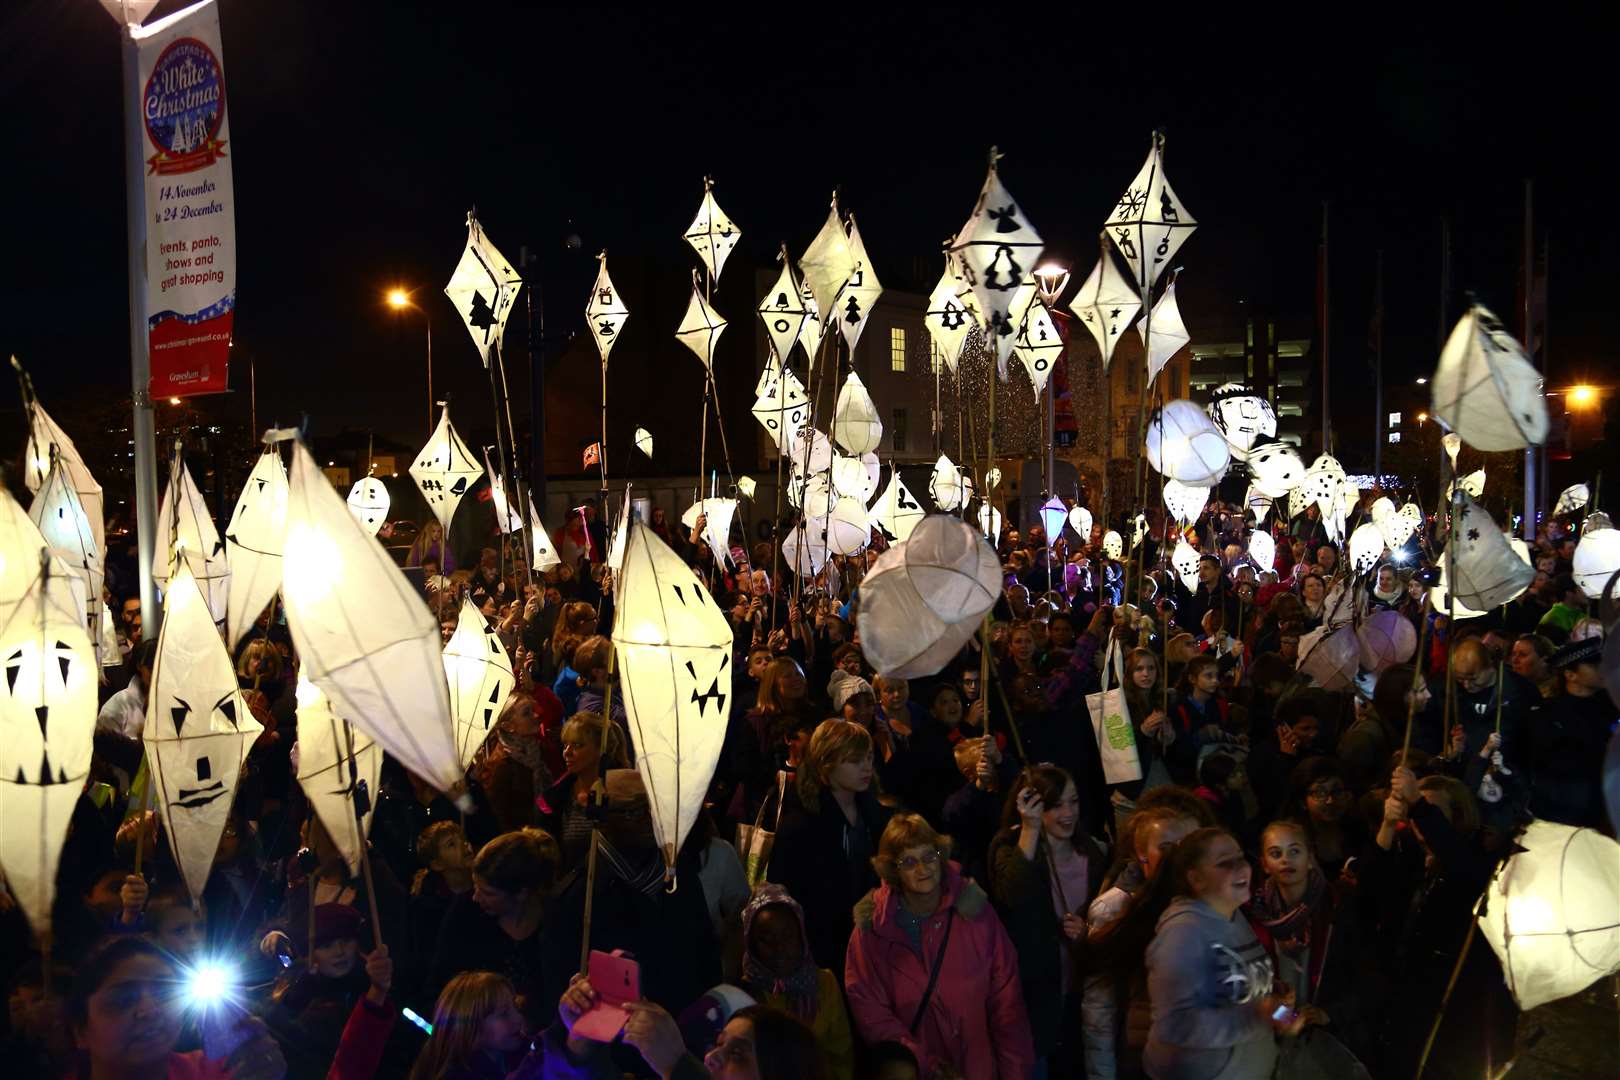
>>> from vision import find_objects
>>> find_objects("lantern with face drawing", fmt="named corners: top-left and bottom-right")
top-left (1208, 383), bottom-right (1277, 462)
top-left (144, 565), bottom-right (263, 905)
top-left (0, 492), bottom-right (95, 937)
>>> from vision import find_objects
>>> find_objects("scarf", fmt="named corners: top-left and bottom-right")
top-left (496, 730), bottom-right (553, 791)
top-left (1249, 866), bottom-right (1328, 955)
top-left (1372, 581), bottom-right (1403, 605)
top-left (738, 885), bottom-right (821, 1023)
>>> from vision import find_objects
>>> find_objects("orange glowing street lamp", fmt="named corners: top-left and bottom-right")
top-left (1567, 384), bottom-right (1597, 408)
top-left (386, 287), bottom-right (410, 311)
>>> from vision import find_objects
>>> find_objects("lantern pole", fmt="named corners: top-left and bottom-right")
top-left (1414, 891), bottom-right (1485, 1079)
top-left (978, 325), bottom-right (997, 738)
top-left (1401, 592), bottom-right (1432, 763)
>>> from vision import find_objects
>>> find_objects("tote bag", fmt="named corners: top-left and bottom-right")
top-left (736, 770), bottom-right (788, 889)
top-left (1086, 636), bottom-right (1144, 784)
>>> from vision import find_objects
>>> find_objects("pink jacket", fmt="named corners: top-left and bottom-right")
top-left (845, 862), bottom-right (1036, 1079)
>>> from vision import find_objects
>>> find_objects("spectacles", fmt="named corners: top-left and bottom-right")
top-left (896, 850), bottom-right (941, 872)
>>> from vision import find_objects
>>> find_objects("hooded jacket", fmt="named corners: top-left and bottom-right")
top-left (1142, 897), bottom-right (1277, 1080)
top-left (844, 862), bottom-right (1035, 1079)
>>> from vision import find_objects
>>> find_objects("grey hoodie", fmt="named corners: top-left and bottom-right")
top-left (1142, 897), bottom-right (1277, 1080)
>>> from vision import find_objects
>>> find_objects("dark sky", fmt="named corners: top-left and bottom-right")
top-left (3, 3), bottom-right (1612, 457)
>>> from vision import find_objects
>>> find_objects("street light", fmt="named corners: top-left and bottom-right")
top-left (1415, 377), bottom-right (1428, 385)
top-left (385, 287), bottom-right (433, 434)
top-left (1568, 384), bottom-right (1597, 408)
top-left (1034, 262), bottom-right (1071, 305)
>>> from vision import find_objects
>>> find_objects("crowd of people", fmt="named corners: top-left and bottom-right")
top-left (1, 482), bottom-right (1613, 1080)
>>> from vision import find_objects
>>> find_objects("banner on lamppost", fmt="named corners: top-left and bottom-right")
top-left (135, 0), bottom-right (235, 398)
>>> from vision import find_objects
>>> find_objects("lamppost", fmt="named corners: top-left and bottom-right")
top-left (1034, 261), bottom-right (1071, 515)
top-left (387, 287), bottom-right (433, 435)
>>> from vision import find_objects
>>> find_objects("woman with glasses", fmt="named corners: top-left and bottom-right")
top-left (988, 765), bottom-right (1106, 1077)
top-left (1281, 758), bottom-right (1366, 880)
top-left (845, 813), bottom-right (1035, 1080)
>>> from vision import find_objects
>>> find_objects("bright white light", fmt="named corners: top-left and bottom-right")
top-left (1415, 377), bottom-right (1428, 385)
top-left (185, 960), bottom-right (235, 1007)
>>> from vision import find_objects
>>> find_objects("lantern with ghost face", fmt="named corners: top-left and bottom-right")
top-left (0, 497), bottom-right (95, 937)
top-left (1208, 383), bottom-right (1277, 462)
top-left (1247, 530), bottom-right (1275, 574)
top-left (1171, 540), bottom-right (1202, 590)
top-left (1145, 400), bottom-right (1230, 486)
top-left (1163, 480), bottom-right (1209, 526)
top-left (1247, 439), bottom-right (1306, 499)
top-left (1102, 531), bottom-right (1124, 561)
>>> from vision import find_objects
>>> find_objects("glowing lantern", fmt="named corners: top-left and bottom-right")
top-left (674, 273), bottom-right (727, 371)
top-left (1163, 480), bottom-right (1209, 526)
top-left (825, 497), bottom-right (872, 556)
top-left (294, 676), bottom-right (381, 878)
top-left (1246, 439), bottom-right (1305, 499)
top-left (1171, 540), bottom-right (1202, 590)
top-left (929, 454), bottom-right (970, 513)
top-left (1431, 303), bottom-right (1548, 452)
top-left (1573, 513), bottom-right (1620, 600)
top-left (1247, 530), bottom-right (1275, 574)
top-left (858, 515), bottom-right (1000, 679)
top-left (346, 476), bottom-right (389, 539)
top-left (1348, 522), bottom-right (1386, 575)
top-left (1554, 484), bottom-right (1590, 517)
top-left (977, 502), bottom-right (1003, 541)
top-left (442, 597), bottom-right (515, 768)
top-left (833, 372), bottom-right (883, 455)
top-left (1102, 531), bottom-right (1124, 560)
top-left (1068, 506), bottom-right (1093, 542)
top-left (1448, 495), bottom-right (1532, 610)
top-left (1039, 498), bottom-right (1068, 542)
top-left (411, 406), bottom-right (484, 532)
top-left (1145, 400), bottom-right (1229, 486)
top-left (1478, 820), bottom-right (1620, 1010)
top-left (1208, 383), bottom-right (1277, 462)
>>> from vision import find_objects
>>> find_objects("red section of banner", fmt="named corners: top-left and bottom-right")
top-left (149, 310), bottom-right (231, 397)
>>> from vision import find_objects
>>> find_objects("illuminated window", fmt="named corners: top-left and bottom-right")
top-left (1388, 432), bottom-right (1401, 444)
top-left (931, 339), bottom-right (945, 373)
top-left (892, 407), bottom-right (908, 452)
top-left (890, 327), bottom-right (907, 372)
top-left (1388, 411), bottom-right (1402, 426)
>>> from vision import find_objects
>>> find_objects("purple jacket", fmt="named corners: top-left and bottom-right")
top-left (845, 862), bottom-right (1036, 1079)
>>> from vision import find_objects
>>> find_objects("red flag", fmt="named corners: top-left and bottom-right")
top-left (582, 442), bottom-right (601, 468)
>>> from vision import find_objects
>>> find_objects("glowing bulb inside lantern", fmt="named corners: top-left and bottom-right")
top-left (283, 524), bottom-right (343, 604)
top-left (1505, 893), bottom-right (1556, 934)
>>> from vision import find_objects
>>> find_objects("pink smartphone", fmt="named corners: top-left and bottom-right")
top-left (572, 949), bottom-right (641, 1042)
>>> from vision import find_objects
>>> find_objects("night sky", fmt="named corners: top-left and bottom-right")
top-left (3, 3), bottom-right (1612, 461)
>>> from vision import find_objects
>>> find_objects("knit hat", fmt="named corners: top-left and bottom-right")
top-left (1550, 637), bottom-right (1602, 669)
top-left (291, 902), bottom-right (366, 956)
top-left (828, 669), bottom-right (873, 713)
top-left (677, 984), bottom-right (757, 1056)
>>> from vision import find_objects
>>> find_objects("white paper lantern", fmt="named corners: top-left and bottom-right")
top-left (1247, 530), bottom-right (1275, 574)
top-left (984, 467), bottom-right (1002, 490)
top-left (833, 372), bottom-right (884, 455)
top-left (584, 255), bottom-right (630, 364)
top-left (529, 503), bottom-right (561, 572)
top-left (831, 454), bottom-right (875, 500)
top-left (443, 596), bottom-right (516, 768)
top-left (674, 277), bottom-right (727, 371)
top-left (1247, 439), bottom-right (1306, 499)
top-left (977, 502), bottom-right (1003, 542)
top-left (1478, 820), bottom-right (1620, 1010)
top-left (1442, 431), bottom-right (1462, 466)
top-left (873, 468), bottom-right (925, 544)
top-left (1303, 455), bottom-right (1346, 510)
top-left (1102, 530), bottom-right (1124, 560)
top-left (1554, 484), bottom-right (1590, 517)
top-left (1348, 522), bottom-right (1386, 575)
top-left (826, 497), bottom-right (872, 556)
top-left (1208, 383), bottom-right (1277, 462)
top-left (1380, 502), bottom-right (1423, 550)
top-left (153, 454), bottom-right (230, 626)
top-left (294, 676), bottom-right (382, 879)
top-left (737, 476), bottom-right (757, 500)
top-left (28, 457), bottom-right (103, 636)
top-left (1287, 488), bottom-right (1308, 521)
top-left (902, 514), bottom-right (1001, 625)
top-left (1131, 514), bottom-right (1148, 549)
top-left (411, 406), bottom-right (484, 532)
top-left (683, 182), bottom-right (740, 284)
top-left (633, 427), bottom-right (654, 458)
top-left (1357, 609), bottom-right (1417, 675)
top-left (780, 521), bottom-right (829, 578)
top-left (612, 520), bottom-right (734, 866)
top-left (930, 454), bottom-right (970, 512)
top-left (679, 497), bottom-right (737, 569)
top-left (1573, 513), bottom-right (1620, 600)
top-left (1431, 303), bottom-right (1549, 453)
top-left (1428, 561), bottom-right (1488, 621)
top-left (1145, 400), bottom-right (1230, 486)
top-left (789, 428), bottom-right (834, 478)
top-left (346, 476), bottom-right (390, 538)
top-left (1245, 484), bottom-right (1273, 521)
top-left (952, 164), bottom-right (1044, 372)
top-left (791, 474), bottom-right (834, 520)
top-left (857, 515), bottom-right (1001, 678)
top-left (1449, 495), bottom-right (1533, 610)
top-left (1297, 624), bottom-right (1359, 691)
top-left (1039, 498), bottom-right (1067, 541)
top-left (1068, 506), bottom-right (1093, 542)
top-left (1171, 540), bottom-right (1202, 590)
top-left (1446, 469), bottom-right (1486, 502)
top-left (752, 355), bottom-right (809, 455)
top-left (1163, 479), bottom-right (1209, 526)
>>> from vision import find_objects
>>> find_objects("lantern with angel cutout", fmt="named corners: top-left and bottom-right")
top-left (952, 158), bottom-right (1044, 371)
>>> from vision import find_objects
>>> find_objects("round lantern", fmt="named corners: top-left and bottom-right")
top-left (1478, 820), bottom-right (1620, 1011)
top-left (790, 473), bottom-right (835, 519)
top-left (831, 454), bottom-right (877, 501)
top-left (1348, 522), bottom-right (1386, 575)
top-left (1303, 454), bottom-right (1346, 513)
top-left (1247, 529), bottom-right (1275, 574)
top-left (1247, 439), bottom-right (1305, 499)
top-left (1357, 609), bottom-right (1417, 674)
top-left (789, 428), bottom-right (833, 476)
top-left (857, 516), bottom-right (1000, 678)
top-left (1145, 400), bottom-right (1230, 486)
top-left (1207, 382), bottom-right (1277, 462)
top-left (1573, 513), bottom-right (1620, 600)
top-left (1370, 496), bottom-right (1396, 524)
top-left (1298, 624), bottom-right (1359, 691)
top-left (929, 455), bottom-right (970, 512)
top-left (1102, 530), bottom-right (1124, 560)
top-left (346, 476), bottom-right (391, 537)
top-left (780, 521), bottom-right (829, 577)
top-left (825, 497), bottom-right (871, 556)
top-left (1163, 480), bottom-right (1209, 526)
top-left (1068, 506), bottom-right (1093, 542)
top-left (905, 514), bottom-right (1001, 624)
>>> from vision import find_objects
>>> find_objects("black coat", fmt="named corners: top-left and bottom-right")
top-left (766, 785), bottom-right (891, 970)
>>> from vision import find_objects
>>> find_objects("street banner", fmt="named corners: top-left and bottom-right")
top-left (134, 0), bottom-right (235, 397)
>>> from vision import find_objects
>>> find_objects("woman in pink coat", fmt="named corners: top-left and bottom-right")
top-left (845, 813), bottom-right (1036, 1080)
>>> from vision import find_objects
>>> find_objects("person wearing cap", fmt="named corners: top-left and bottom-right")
top-left (1526, 637), bottom-right (1616, 829)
